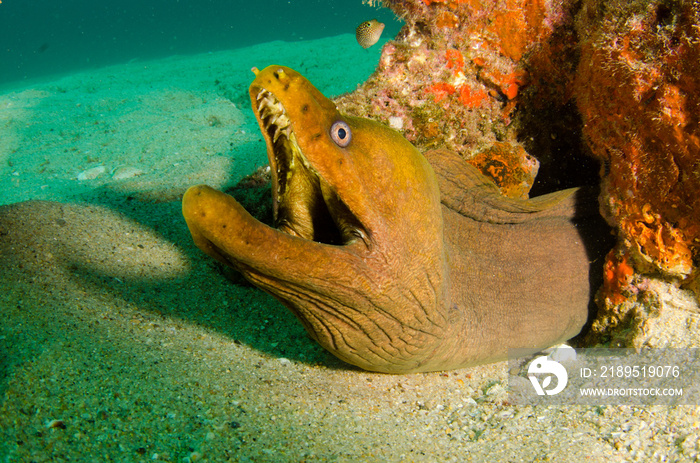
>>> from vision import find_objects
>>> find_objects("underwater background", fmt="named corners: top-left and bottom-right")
top-left (1, 0), bottom-right (699, 461)
top-left (0, 1), bottom-right (400, 207)
top-left (0, 0), bottom-right (401, 87)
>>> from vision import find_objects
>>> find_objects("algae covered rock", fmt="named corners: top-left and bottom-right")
top-left (346, 0), bottom-right (597, 196)
top-left (573, 0), bottom-right (700, 346)
top-left (575, 0), bottom-right (700, 280)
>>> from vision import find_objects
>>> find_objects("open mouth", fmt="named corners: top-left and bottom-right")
top-left (253, 87), bottom-right (305, 201)
top-left (252, 86), bottom-right (365, 247)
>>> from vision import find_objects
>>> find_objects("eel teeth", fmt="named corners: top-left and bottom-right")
top-left (275, 114), bottom-right (290, 128)
top-left (273, 124), bottom-right (292, 143)
top-left (258, 98), bottom-right (274, 113)
top-left (254, 88), bottom-right (293, 143)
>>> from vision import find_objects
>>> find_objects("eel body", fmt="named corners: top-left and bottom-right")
top-left (182, 66), bottom-right (609, 373)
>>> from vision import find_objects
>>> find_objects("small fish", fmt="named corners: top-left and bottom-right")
top-left (356, 19), bottom-right (385, 49)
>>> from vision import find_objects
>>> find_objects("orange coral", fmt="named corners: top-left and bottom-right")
top-left (575, 0), bottom-right (700, 278)
top-left (458, 85), bottom-right (488, 108)
top-left (445, 49), bottom-right (464, 74)
top-left (500, 70), bottom-right (528, 100)
top-left (622, 207), bottom-right (694, 276)
top-left (436, 10), bottom-right (459, 28)
top-left (466, 142), bottom-right (539, 198)
top-left (486, 0), bottom-right (549, 61)
top-left (601, 251), bottom-right (635, 305)
top-left (479, 68), bottom-right (528, 100)
top-left (426, 82), bottom-right (456, 102)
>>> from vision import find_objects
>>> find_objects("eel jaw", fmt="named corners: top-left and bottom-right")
top-left (252, 86), bottom-right (368, 247)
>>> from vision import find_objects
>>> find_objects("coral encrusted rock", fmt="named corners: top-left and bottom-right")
top-left (576, 0), bottom-right (700, 279)
top-left (574, 0), bottom-right (700, 346)
top-left (344, 0), bottom-right (600, 197)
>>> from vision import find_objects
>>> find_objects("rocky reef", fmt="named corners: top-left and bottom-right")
top-left (574, 0), bottom-right (700, 347)
top-left (345, 0), bottom-right (700, 347)
top-left (342, 0), bottom-right (600, 197)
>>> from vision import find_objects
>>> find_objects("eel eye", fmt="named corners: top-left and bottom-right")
top-left (330, 121), bottom-right (352, 147)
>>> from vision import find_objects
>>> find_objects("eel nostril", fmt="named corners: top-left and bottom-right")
top-left (274, 68), bottom-right (287, 80)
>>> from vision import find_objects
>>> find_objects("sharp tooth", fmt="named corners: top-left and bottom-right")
top-left (258, 96), bottom-right (273, 109)
top-left (273, 126), bottom-right (282, 142)
top-left (276, 114), bottom-right (289, 128)
top-left (257, 89), bottom-right (265, 100)
top-left (257, 99), bottom-right (266, 112)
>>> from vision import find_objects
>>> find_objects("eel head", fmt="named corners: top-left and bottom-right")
top-left (182, 66), bottom-right (453, 373)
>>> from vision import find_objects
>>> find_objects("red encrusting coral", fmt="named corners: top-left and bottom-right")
top-left (426, 82), bottom-right (456, 103)
top-left (487, 69), bottom-right (528, 101)
top-left (457, 85), bottom-right (488, 109)
top-left (466, 142), bottom-right (539, 199)
top-left (574, 0), bottom-right (700, 281)
top-left (444, 49), bottom-right (464, 75)
top-left (601, 250), bottom-right (635, 306)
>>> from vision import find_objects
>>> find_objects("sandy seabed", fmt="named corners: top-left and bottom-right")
top-left (1, 34), bottom-right (699, 462)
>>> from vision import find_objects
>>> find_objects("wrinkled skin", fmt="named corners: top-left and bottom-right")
top-left (183, 66), bottom-right (609, 373)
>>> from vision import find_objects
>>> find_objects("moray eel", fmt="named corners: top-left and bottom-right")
top-left (182, 65), bottom-right (609, 374)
